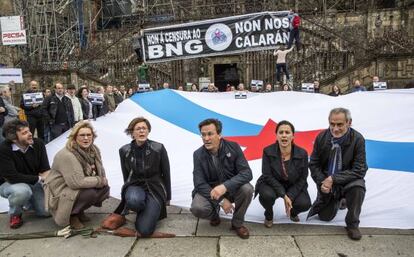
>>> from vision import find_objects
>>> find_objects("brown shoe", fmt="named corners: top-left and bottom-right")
top-left (231, 225), bottom-right (249, 239)
top-left (101, 213), bottom-right (126, 230)
top-left (70, 215), bottom-right (85, 230)
top-left (264, 219), bottom-right (273, 228)
top-left (209, 217), bottom-right (221, 227)
top-left (346, 227), bottom-right (362, 240)
top-left (78, 212), bottom-right (91, 222)
top-left (113, 227), bottom-right (138, 237)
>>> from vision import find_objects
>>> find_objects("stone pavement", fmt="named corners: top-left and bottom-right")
top-left (1, 197), bottom-right (413, 257)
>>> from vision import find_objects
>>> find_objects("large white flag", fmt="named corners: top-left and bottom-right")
top-left (3, 89), bottom-right (412, 229)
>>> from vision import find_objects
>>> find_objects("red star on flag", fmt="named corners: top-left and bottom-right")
top-left (224, 119), bottom-right (323, 161)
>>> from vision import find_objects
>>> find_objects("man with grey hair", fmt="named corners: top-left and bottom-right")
top-left (1, 86), bottom-right (19, 135)
top-left (308, 107), bottom-right (367, 240)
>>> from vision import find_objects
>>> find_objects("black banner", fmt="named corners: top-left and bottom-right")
top-left (141, 11), bottom-right (291, 63)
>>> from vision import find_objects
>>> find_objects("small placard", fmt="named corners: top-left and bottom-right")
top-left (23, 92), bottom-right (43, 106)
top-left (88, 93), bottom-right (104, 105)
top-left (138, 83), bottom-right (150, 92)
top-left (0, 68), bottom-right (23, 83)
top-left (198, 77), bottom-right (210, 91)
top-left (373, 82), bottom-right (387, 91)
top-left (235, 91), bottom-right (247, 99)
top-left (301, 83), bottom-right (314, 93)
top-left (250, 80), bottom-right (263, 90)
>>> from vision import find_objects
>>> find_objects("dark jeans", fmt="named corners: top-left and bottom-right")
top-left (258, 183), bottom-right (311, 220)
top-left (318, 186), bottom-right (365, 228)
top-left (71, 186), bottom-right (110, 215)
top-left (287, 28), bottom-right (301, 49)
top-left (124, 186), bottom-right (161, 237)
top-left (276, 63), bottom-right (289, 82)
top-left (51, 123), bottom-right (70, 140)
top-left (43, 124), bottom-right (51, 144)
top-left (27, 115), bottom-right (44, 141)
top-left (190, 183), bottom-right (254, 228)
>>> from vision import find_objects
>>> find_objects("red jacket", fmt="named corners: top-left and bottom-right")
top-left (293, 15), bottom-right (301, 28)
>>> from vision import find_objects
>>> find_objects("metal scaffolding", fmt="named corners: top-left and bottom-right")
top-left (10, 0), bottom-right (414, 88)
top-left (12, 0), bottom-right (83, 71)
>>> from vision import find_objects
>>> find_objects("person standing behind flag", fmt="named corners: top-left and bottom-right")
top-left (20, 81), bottom-right (45, 141)
top-left (43, 82), bottom-right (74, 140)
top-left (0, 90), bottom-right (9, 143)
top-left (287, 10), bottom-right (301, 50)
top-left (66, 84), bottom-right (83, 124)
top-left (274, 46), bottom-right (294, 85)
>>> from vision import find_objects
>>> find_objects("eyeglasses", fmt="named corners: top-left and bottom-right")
top-left (77, 133), bottom-right (93, 138)
top-left (134, 127), bottom-right (148, 132)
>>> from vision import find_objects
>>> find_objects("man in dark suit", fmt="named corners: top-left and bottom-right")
top-left (309, 107), bottom-right (367, 240)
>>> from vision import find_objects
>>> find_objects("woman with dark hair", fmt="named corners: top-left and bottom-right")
top-left (44, 121), bottom-right (109, 229)
top-left (126, 87), bottom-right (135, 98)
top-left (191, 83), bottom-right (198, 92)
top-left (255, 120), bottom-right (311, 227)
top-left (282, 84), bottom-right (291, 91)
top-left (329, 85), bottom-right (342, 97)
top-left (77, 87), bottom-right (95, 120)
top-left (102, 117), bottom-right (171, 237)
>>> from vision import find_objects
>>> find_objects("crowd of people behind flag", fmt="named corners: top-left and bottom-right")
top-left (0, 8), bottom-right (407, 240)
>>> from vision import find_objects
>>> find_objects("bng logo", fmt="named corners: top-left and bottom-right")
top-left (205, 23), bottom-right (232, 51)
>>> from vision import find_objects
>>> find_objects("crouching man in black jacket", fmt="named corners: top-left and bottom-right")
top-left (0, 120), bottom-right (50, 229)
top-left (190, 118), bottom-right (253, 239)
top-left (308, 107), bottom-right (367, 240)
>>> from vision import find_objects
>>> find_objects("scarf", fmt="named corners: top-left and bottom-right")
top-left (328, 128), bottom-right (351, 176)
top-left (69, 143), bottom-right (103, 177)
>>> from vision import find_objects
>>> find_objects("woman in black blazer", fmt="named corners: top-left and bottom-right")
top-left (255, 120), bottom-right (311, 227)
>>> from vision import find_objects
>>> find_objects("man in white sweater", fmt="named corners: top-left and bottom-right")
top-left (273, 46), bottom-right (294, 84)
top-left (66, 84), bottom-right (83, 124)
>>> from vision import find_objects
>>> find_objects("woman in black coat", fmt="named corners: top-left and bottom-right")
top-left (255, 120), bottom-right (311, 227)
top-left (77, 87), bottom-right (95, 120)
top-left (110, 117), bottom-right (171, 237)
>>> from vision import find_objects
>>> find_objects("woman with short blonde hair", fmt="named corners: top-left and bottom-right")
top-left (44, 121), bottom-right (109, 229)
